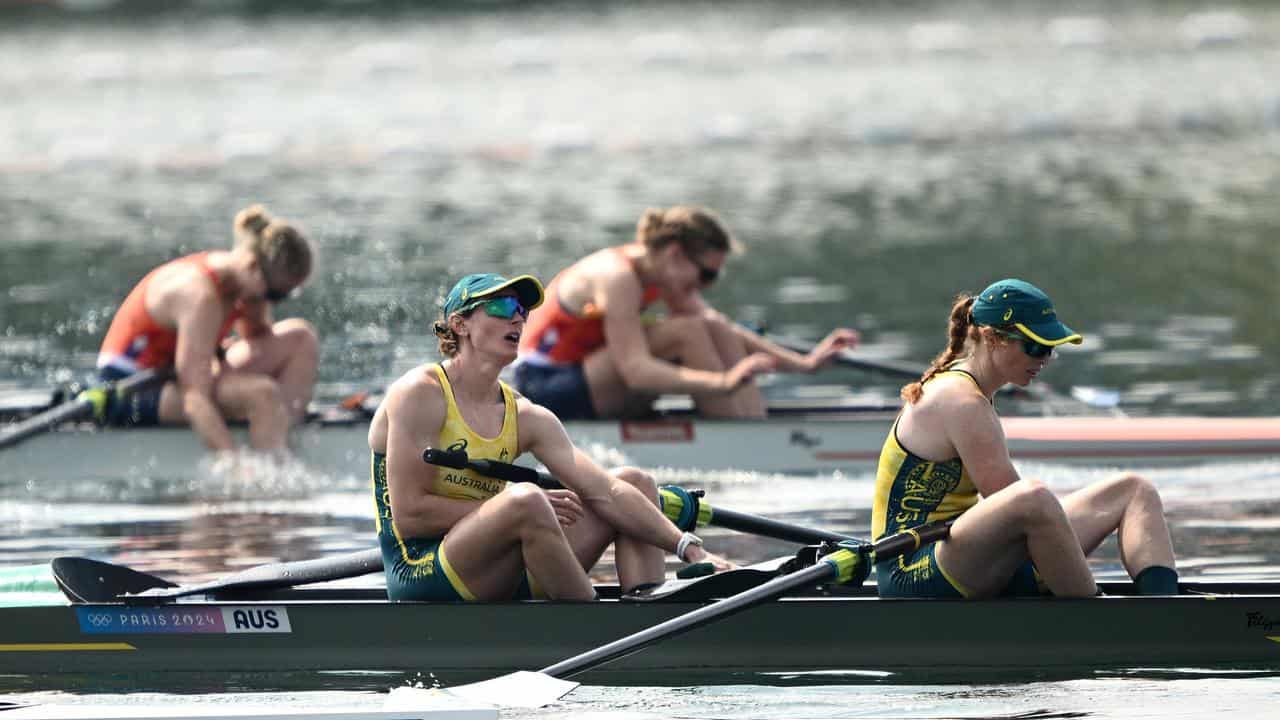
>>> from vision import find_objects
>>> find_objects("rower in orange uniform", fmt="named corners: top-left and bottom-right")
top-left (94, 204), bottom-right (318, 455)
top-left (515, 205), bottom-right (859, 420)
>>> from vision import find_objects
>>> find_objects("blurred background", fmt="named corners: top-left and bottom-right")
top-left (2, 0), bottom-right (1278, 415)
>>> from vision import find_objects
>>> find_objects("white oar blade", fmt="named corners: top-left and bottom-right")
top-left (442, 670), bottom-right (579, 709)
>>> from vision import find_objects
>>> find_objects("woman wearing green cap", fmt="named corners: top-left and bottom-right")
top-left (871, 279), bottom-right (1178, 599)
top-left (514, 205), bottom-right (860, 420)
top-left (367, 272), bottom-right (733, 601)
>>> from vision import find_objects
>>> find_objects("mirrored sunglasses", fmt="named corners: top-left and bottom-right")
top-left (994, 329), bottom-right (1054, 358)
top-left (464, 295), bottom-right (528, 320)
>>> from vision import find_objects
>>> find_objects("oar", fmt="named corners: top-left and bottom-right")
top-left (446, 518), bottom-right (954, 707)
top-left (51, 548), bottom-right (383, 604)
top-left (0, 368), bottom-right (171, 450)
top-left (422, 447), bottom-right (857, 545)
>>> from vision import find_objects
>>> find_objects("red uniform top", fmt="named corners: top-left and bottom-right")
top-left (97, 252), bottom-right (242, 373)
top-left (518, 248), bottom-right (661, 365)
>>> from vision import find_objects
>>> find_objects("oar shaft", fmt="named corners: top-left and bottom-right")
top-left (539, 519), bottom-right (952, 679)
top-left (0, 397), bottom-right (94, 449)
top-left (0, 368), bottom-right (170, 450)
top-left (701, 505), bottom-right (856, 544)
top-left (539, 558), bottom-right (836, 679)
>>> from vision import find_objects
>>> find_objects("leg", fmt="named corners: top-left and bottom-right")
top-left (1060, 472), bottom-right (1176, 578)
top-left (700, 310), bottom-right (767, 417)
top-left (212, 372), bottom-right (290, 451)
top-left (221, 318), bottom-right (319, 422)
top-left (441, 484), bottom-right (595, 601)
top-left (645, 315), bottom-right (760, 418)
top-left (155, 373), bottom-right (290, 452)
top-left (935, 479), bottom-right (1097, 598)
top-left (559, 467), bottom-right (667, 592)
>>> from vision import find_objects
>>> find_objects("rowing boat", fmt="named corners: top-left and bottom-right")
top-left (3, 564), bottom-right (1279, 684)
top-left (4, 388), bottom-right (1280, 480)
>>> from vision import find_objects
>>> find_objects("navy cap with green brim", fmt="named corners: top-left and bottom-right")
top-left (971, 278), bottom-right (1083, 347)
top-left (443, 273), bottom-right (545, 317)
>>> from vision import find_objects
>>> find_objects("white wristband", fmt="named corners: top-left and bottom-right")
top-left (676, 532), bottom-right (703, 562)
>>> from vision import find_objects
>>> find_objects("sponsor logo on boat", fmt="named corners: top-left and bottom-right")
top-left (789, 430), bottom-right (821, 448)
top-left (76, 606), bottom-right (293, 635)
top-left (620, 420), bottom-right (695, 443)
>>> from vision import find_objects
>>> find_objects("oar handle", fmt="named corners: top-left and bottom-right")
top-left (870, 519), bottom-right (953, 562)
top-left (421, 447), bottom-right (561, 489)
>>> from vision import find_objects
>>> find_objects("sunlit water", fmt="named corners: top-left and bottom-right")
top-left (3, 0), bottom-right (1280, 717)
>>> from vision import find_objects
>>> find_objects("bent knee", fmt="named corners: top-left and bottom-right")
top-left (499, 484), bottom-right (558, 525)
top-left (611, 466), bottom-right (658, 501)
top-left (1006, 478), bottom-right (1060, 522)
top-left (1111, 472), bottom-right (1163, 507)
top-left (274, 318), bottom-right (319, 353)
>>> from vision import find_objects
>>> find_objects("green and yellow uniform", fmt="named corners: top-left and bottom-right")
top-left (872, 369), bottom-right (1041, 598)
top-left (372, 364), bottom-right (529, 601)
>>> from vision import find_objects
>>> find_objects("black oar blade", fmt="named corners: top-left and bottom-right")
top-left (51, 557), bottom-right (177, 604)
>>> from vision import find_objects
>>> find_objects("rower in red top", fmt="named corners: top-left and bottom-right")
top-left (94, 204), bottom-right (318, 456)
top-left (515, 205), bottom-right (860, 420)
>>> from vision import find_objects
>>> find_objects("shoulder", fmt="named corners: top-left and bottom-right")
top-left (514, 394), bottom-right (558, 428)
top-left (151, 256), bottom-right (220, 306)
top-left (384, 365), bottom-right (446, 417)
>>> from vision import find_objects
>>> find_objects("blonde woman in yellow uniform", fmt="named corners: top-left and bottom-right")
top-left (872, 279), bottom-right (1178, 599)
top-left (368, 272), bottom-right (732, 601)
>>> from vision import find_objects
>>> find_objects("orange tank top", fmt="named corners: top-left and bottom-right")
top-left (97, 252), bottom-right (243, 373)
top-left (518, 247), bottom-right (661, 365)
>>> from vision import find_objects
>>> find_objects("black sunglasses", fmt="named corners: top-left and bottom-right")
top-left (994, 329), bottom-right (1054, 358)
top-left (684, 249), bottom-right (720, 286)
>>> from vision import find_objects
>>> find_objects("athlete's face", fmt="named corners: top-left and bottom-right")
top-left (454, 290), bottom-right (525, 362)
top-left (987, 327), bottom-right (1054, 387)
top-left (665, 245), bottom-right (726, 295)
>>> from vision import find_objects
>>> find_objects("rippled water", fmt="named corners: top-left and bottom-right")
top-left (3, 1), bottom-right (1280, 717)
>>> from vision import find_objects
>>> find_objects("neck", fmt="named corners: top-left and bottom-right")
top-left (442, 354), bottom-right (505, 405)
top-left (952, 348), bottom-right (1005, 401)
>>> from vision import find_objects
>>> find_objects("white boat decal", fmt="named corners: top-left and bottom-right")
top-left (76, 606), bottom-right (292, 635)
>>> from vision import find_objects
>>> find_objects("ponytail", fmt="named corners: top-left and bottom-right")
top-left (233, 204), bottom-right (313, 286)
top-left (901, 294), bottom-right (977, 404)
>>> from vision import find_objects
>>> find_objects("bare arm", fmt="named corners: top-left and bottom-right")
top-left (232, 298), bottom-right (274, 339)
top-left (170, 289), bottom-right (236, 452)
top-left (737, 324), bottom-right (861, 373)
top-left (382, 374), bottom-right (484, 539)
top-left (520, 401), bottom-right (684, 553)
top-left (943, 392), bottom-right (1023, 497)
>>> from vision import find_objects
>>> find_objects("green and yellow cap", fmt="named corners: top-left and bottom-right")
top-left (443, 273), bottom-right (545, 317)
top-left (971, 279), bottom-right (1083, 346)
